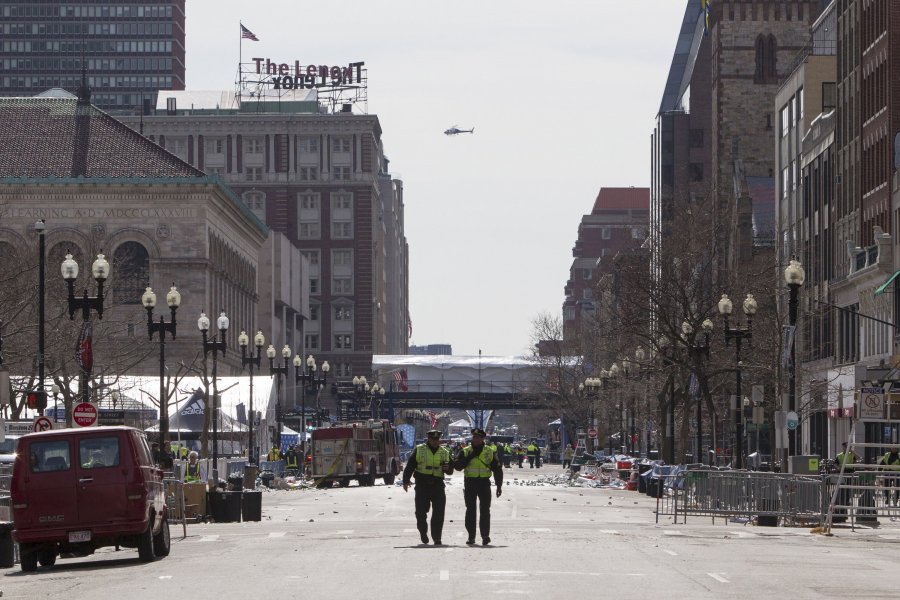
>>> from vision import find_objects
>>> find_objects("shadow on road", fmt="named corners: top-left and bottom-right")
top-left (4, 555), bottom-right (146, 577)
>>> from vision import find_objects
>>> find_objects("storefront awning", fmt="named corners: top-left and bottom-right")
top-left (874, 270), bottom-right (900, 296)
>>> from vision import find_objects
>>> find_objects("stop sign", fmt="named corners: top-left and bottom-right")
top-left (73, 402), bottom-right (98, 427)
top-left (588, 427), bottom-right (598, 439)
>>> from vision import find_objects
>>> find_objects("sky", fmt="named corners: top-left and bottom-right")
top-left (185, 0), bottom-right (688, 357)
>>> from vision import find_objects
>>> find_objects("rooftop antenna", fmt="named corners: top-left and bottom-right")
top-left (75, 16), bottom-right (90, 105)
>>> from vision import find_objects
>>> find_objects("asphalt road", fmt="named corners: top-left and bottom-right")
top-left (3, 465), bottom-right (900, 599)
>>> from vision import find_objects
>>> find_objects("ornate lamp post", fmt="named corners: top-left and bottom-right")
top-left (609, 362), bottom-right (621, 455)
top-left (294, 354), bottom-right (329, 449)
top-left (582, 376), bottom-right (604, 453)
top-left (62, 250), bottom-right (110, 406)
top-left (267, 344), bottom-right (292, 450)
top-left (682, 317), bottom-right (713, 463)
top-left (142, 285), bottom-right (181, 443)
top-left (718, 293), bottom-right (757, 469)
top-left (238, 330), bottom-right (265, 464)
top-left (199, 310), bottom-right (229, 469)
top-left (783, 258), bottom-right (805, 458)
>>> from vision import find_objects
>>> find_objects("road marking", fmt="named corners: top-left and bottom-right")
top-left (729, 530), bottom-right (757, 538)
top-left (599, 529), bottom-right (619, 535)
top-left (440, 570), bottom-right (449, 581)
top-left (268, 532), bottom-right (286, 538)
top-left (533, 528), bottom-right (551, 533)
top-left (663, 550), bottom-right (678, 556)
top-left (511, 504), bottom-right (518, 519)
top-left (476, 571), bottom-right (526, 576)
top-left (199, 535), bottom-right (219, 542)
top-left (707, 573), bottom-right (729, 583)
top-left (158, 575), bottom-right (172, 580)
top-left (336, 529), bottom-right (354, 535)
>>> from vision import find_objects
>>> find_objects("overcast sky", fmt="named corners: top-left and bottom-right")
top-left (185, 1), bottom-right (687, 357)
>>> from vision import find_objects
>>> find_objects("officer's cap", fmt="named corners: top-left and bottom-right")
top-left (472, 428), bottom-right (486, 437)
top-left (426, 430), bottom-right (441, 439)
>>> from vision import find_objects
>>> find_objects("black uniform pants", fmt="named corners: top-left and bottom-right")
top-left (464, 478), bottom-right (492, 540)
top-left (415, 482), bottom-right (446, 542)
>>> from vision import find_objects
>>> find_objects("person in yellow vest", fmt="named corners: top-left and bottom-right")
top-left (402, 430), bottom-right (453, 545)
top-left (284, 445), bottom-right (300, 473)
top-left (184, 451), bottom-right (204, 483)
top-left (516, 445), bottom-right (525, 468)
top-left (503, 443), bottom-right (512, 468)
top-left (526, 441), bottom-right (538, 468)
top-left (835, 442), bottom-right (856, 470)
top-left (563, 444), bottom-right (575, 469)
top-left (454, 428), bottom-right (503, 546)
top-left (880, 447), bottom-right (900, 506)
top-left (179, 445), bottom-right (188, 460)
top-left (267, 446), bottom-right (280, 462)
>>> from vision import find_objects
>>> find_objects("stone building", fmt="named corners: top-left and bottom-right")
top-left (0, 90), bottom-right (295, 386)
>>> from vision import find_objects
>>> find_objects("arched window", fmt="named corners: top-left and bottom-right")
top-left (113, 241), bottom-right (149, 304)
top-left (755, 35), bottom-right (766, 82)
top-left (766, 34), bottom-right (778, 81)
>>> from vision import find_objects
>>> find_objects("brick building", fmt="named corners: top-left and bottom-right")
top-left (119, 91), bottom-right (410, 387)
top-left (0, 0), bottom-right (186, 112)
top-left (563, 187), bottom-right (649, 341)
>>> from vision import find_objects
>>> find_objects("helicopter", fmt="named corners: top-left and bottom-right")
top-left (444, 125), bottom-right (474, 136)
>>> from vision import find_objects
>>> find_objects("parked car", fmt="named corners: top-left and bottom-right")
top-left (11, 426), bottom-right (170, 571)
top-left (0, 435), bottom-right (22, 467)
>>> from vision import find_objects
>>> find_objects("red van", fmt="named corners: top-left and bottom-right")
top-left (10, 426), bottom-right (170, 571)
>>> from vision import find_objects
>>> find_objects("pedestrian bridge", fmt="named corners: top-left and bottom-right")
top-left (364, 355), bottom-right (550, 410)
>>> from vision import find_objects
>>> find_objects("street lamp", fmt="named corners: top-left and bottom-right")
top-left (199, 310), bottom-right (229, 471)
top-left (583, 376), bottom-right (603, 453)
top-left (294, 354), bottom-right (329, 451)
top-left (35, 220), bottom-right (46, 397)
top-left (267, 343), bottom-right (292, 450)
top-left (142, 284), bottom-right (180, 444)
top-left (608, 362), bottom-right (621, 455)
top-left (718, 293), bottom-right (757, 469)
top-left (682, 317), bottom-right (713, 463)
top-left (353, 376), bottom-right (385, 419)
top-left (238, 330), bottom-right (265, 464)
top-left (784, 258), bottom-right (805, 460)
top-left (62, 250), bottom-right (110, 406)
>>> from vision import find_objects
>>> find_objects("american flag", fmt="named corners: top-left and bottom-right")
top-left (392, 369), bottom-right (408, 392)
top-left (426, 410), bottom-right (437, 429)
top-left (240, 24), bottom-right (259, 41)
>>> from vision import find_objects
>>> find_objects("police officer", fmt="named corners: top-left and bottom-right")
top-left (402, 430), bottom-right (453, 545)
top-left (454, 428), bottom-right (503, 546)
top-left (881, 447), bottom-right (900, 506)
top-left (527, 440), bottom-right (538, 468)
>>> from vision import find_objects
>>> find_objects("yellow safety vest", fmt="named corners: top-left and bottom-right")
top-left (882, 453), bottom-right (900, 466)
top-left (527, 444), bottom-right (537, 453)
top-left (463, 445), bottom-right (495, 478)
top-left (415, 444), bottom-right (450, 479)
top-left (836, 451), bottom-right (855, 466)
top-left (286, 453), bottom-right (299, 468)
top-left (185, 462), bottom-right (202, 482)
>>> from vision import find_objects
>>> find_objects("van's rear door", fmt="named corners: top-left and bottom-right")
top-left (16, 437), bottom-right (78, 530)
top-left (76, 433), bottom-right (129, 525)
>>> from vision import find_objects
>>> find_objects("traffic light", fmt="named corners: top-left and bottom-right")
top-left (26, 390), bottom-right (48, 411)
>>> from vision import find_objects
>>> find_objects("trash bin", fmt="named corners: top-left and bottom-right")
top-left (647, 477), bottom-right (663, 498)
top-left (227, 474), bottom-right (243, 492)
top-left (208, 490), bottom-right (243, 523)
top-left (243, 464), bottom-right (259, 490)
top-left (0, 522), bottom-right (14, 568)
top-left (260, 471), bottom-right (275, 488)
top-left (242, 490), bottom-right (262, 522)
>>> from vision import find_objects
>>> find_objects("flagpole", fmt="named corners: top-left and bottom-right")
top-left (238, 22), bottom-right (242, 90)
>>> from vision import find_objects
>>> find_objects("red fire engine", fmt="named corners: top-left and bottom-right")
top-left (310, 419), bottom-right (401, 487)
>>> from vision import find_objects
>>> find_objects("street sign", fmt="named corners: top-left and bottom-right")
top-left (786, 411), bottom-right (799, 430)
top-left (32, 416), bottom-right (53, 433)
top-left (73, 402), bottom-right (98, 427)
top-left (859, 387), bottom-right (885, 420)
top-left (587, 427), bottom-right (598, 439)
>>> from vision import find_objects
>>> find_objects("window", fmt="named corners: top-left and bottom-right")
top-left (755, 34), bottom-right (778, 83)
top-left (781, 166), bottom-right (790, 199)
top-left (332, 249), bottom-right (352, 268)
top-left (564, 307), bottom-right (575, 320)
top-left (245, 167), bottom-right (263, 181)
top-left (29, 440), bottom-right (70, 472)
top-left (689, 162), bottom-right (704, 182)
top-left (301, 250), bottom-right (320, 271)
top-left (780, 103), bottom-right (791, 137)
top-left (331, 195), bottom-right (354, 240)
top-left (582, 268), bottom-right (592, 280)
top-left (333, 277), bottom-right (353, 294)
top-left (333, 193), bottom-right (353, 210)
top-left (333, 166), bottom-right (351, 181)
top-left (245, 138), bottom-right (262, 153)
top-left (601, 227), bottom-right (611, 240)
top-left (298, 137), bottom-right (318, 153)
top-left (334, 334), bottom-right (352, 349)
top-left (298, 193), bottom-right (321, 240)
top-left (689, 129), bottom-right (704, 149)
top-left (299, 223), bottom-right (320, 239)
top-left (332, 222), bottom-right (352, 238)
top-left (309, 305), bottom-right (319, 321)
top-left (822, 82), bottom-right (837, 112)
top-left (796, 87), bottom-right (804, 124)
top-left (113, 241), bottom-right (149, 304)
top-left (305, 334), bottom-right (319, 351)
top-left (334, 306), bottom-right (353, 321)
top-left (244, 191), bottom-right (265, 221)
top-left (299, 166), bottom-right (319, 181)
top-left (791, 161), bottom-right (797, 191)
top-left (309, 278), bottom-right (319, 294)
top-left (300, 194), bottom-right (319, 210)
top-left (332, 137), bottom-right (351, 153)
top-left (79, 437), bottom-right (120, 469)
top-left (632, 227), bottom-right (644, 240)
top-left (208, 138), bottom-right (224, 154)
top-left (583, 288), bottom-right (592, 300)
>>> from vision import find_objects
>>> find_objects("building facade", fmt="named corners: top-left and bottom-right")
top-left (119, 91), bottom-right (410, 385)
top-left (563, 187), bottom-right (649, 341)
top-left (0, 0), bottom-right (186, 112)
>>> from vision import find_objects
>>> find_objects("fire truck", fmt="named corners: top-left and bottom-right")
top-left (310, 419), bottom-right (401, 487)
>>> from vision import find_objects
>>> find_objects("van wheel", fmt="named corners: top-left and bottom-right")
top-left (152, 515), bottom-right (171, 557)
top-left (137, 519), bottom-right (156, 562)
top-left (37, 548), bottom-right (57, 567)
top-left (19, 545), bottom-right (37, 573)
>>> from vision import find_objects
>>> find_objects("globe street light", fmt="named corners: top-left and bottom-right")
top-left (238, 330), bottom-right (265, 464)
top-left (267, 343), bottom-right (293, 450)
top-left (294, 354), bottom-right (330, 452)
top-left (199, 310), bottom-right (228, 471)
top-left (718, 293), bottom-right (757, 469)
top-left (142, 284), bottom-right (181, 443)
top-left (783, 258), bottom-right (805, 460)
top-left (62, 250), bottom-right (110, 408)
